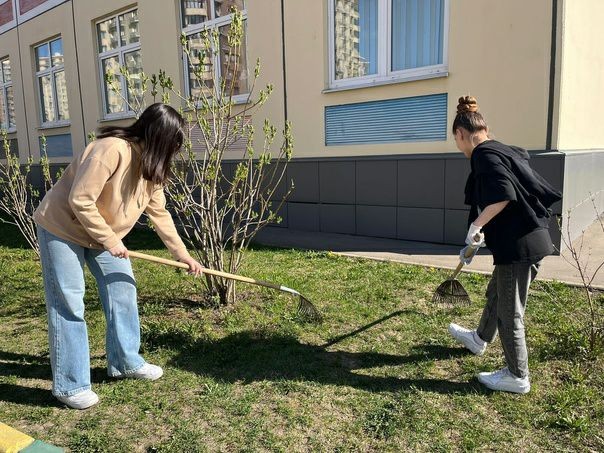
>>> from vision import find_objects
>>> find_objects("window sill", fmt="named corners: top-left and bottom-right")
top-left (99, 112), bottom-right (137, 123)
top-left (323, 71), bottom-right (448, 94)
top-left (181, 94), bottom-right (252, 113)
top-left (38, 122), bottom-right (71, 130)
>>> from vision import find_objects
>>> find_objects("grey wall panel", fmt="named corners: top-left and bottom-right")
top-left (356, 205), bottom-right (397, 238)
top-left (319, 161), bottom-right (355, 204)
top-left (397, 159), bottom-right (445, 208)
top-left (444, 209), bottom-right (470, 245)
top-left (219, 163), bottom-right (234, 196)
top-left (259, 161), bottom-right (288, 200)
top-left (562, 151), bottom-right (604, 242)
top-left (530, 153), bottom-right (564, 215)
top-left (287, 161), bottom-right (319, 202)
top-left (356, 161), bottom-right (397, 206)
top-left (547, 216), bottom-right (562, 253)
top-left (320, 204), bottom-right (355, 234)
top-left (268, 200), bottom-right (288, 228)
top-left (288, 202), bottom-right (320, 232)
top-left (27, 165), bottom-right (43, 190)
top-left (397, 207), bottom-right (444, 242)
top-left (530, 154), bottom-right (563, 189)
top-left (444, 158), bottom-right (470, 209)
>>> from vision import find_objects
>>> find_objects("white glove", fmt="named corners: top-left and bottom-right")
top-left (459, 245), bottom-right (480, 265)
top-left (465, 223), bottom-right (485, 247)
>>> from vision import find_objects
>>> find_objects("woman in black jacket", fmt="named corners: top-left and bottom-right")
top-left (448, 96), bottom-right (561, 394)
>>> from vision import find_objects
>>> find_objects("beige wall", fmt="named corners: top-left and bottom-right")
top-left (284, 0), bottom-right (553, 158)
top-left (0, 27), bottom-right (29, 162)
top-left (555, 0), bottom-right (604, 150)
top-left (233, 0), bottom-right (285, 159)
top-left (3, 0), bottom-right (559, 162)
top-left (72, 0), bottom-right (286, 160)
top-left (73, 0), bottom-right (141, 146)
top-left (17, 1), bottom-right (85, 162)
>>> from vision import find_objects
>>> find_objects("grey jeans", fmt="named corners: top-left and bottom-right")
top-left (476, 261), bottom-right (540, 378)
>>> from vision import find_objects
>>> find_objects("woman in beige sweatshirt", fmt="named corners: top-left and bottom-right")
top-left (34, 103), bottom-right (202, 409)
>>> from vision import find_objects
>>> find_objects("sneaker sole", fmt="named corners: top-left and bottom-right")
top-left (57, 396), bottom-right (100, 410)
top-left (448, 326), bottom-right (486, 356)
top-left (477, 376), bottom-right (530, 394)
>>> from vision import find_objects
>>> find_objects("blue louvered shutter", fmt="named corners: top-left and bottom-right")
top-left (325, 93), bottom-right (447, 145)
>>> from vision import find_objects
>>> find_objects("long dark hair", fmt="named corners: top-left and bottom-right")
top-left (97, 103), bottom-right (185, 184)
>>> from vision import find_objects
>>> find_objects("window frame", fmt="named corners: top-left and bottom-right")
top-left (34, 37), bottom-right (70, 128)
top-left (0, 56), bottom-right (16, 132)
top-left (180, 1), bottom-right (249, 104)
top-left (96, 8), bottom-right (141, 120)
top-left (327, 0), bottom-right (450, 91)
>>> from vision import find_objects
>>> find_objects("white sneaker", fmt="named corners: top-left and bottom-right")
top-left (448, 323), bottom-right (487, 355)
top-left (477, 367), bottom-right (530, 394)
top-left (56, 389), bottom-right (99, 410)
top-left (114, 363), bottom-right (164, 381)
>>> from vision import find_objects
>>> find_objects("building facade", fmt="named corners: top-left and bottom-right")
top-left (0, 0), bottom-right (602, 247)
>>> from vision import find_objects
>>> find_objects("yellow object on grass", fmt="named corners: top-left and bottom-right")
top-left (0, 422), bottom-right (34, 453)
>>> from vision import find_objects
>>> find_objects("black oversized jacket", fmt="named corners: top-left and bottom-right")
top-left (464, 140), bottom-right (562, 265)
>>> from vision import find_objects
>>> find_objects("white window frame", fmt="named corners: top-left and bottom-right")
top-left (34, 37), bottom-right (70, 128)
top-left (0, 0), bottom-right (17, 35)
top-left (327, 0), bottom-right (450, 91)
top-left (96, 8), bottom-right (141, 120)
top-left (16, 0), bottom-right (68, 24)
top-left (0, 56), bottom-right (16, 132)
top-left (180, 1), bottom-right (249, 104)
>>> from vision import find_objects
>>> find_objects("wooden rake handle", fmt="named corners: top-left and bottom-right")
top-left (451, 244), bottom-right (480, 279)
top-left (128, 251), bottom-right (285, 293)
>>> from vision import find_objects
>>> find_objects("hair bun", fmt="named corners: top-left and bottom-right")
top-left (457, 96), bottom-right (479, 114)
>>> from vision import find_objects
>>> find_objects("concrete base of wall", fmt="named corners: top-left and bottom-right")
top-left (22, 149), bottom-right (604, 252)
top-left (241, 151), bottom-right (569, 250)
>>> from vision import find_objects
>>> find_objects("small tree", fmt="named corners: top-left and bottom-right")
top-left (107, 8), bottom-right (293, 305)
top-left (0, 133), bottom-right (62, 256)
top-left (558, 194), bottom-right (604, 356)
top-left (0, 130), bottom-right (40, 255)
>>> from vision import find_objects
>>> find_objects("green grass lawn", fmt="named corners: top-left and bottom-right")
top-left (0, 224), bottom-right (603, 452)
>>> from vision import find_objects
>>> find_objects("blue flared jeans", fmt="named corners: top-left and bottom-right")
top-left (38, 226), bottom-right (145, 396)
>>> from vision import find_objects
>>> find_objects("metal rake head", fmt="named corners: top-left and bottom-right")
top-left (432, 279), bottom-right (471, 306)
top-left (297, 295), bottom-right (323, 323)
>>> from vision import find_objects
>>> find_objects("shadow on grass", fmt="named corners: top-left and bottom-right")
top-left (0, 350), bottom-right (50, 379)
top-left (0, 383), bottom-right (60, 407)
top-left (138, 295), bottom-right (215, 311)
top-left (160, 330), bottom-right (484, 395)
top-left (0, 220), bottom-right (32, 249)
top-left (0, 350), bottom-right (112, 406)
top-left (0, 350), bottom-right (56, 407)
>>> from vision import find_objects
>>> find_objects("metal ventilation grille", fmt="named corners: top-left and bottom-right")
top-left (325, 93), bottom-right (448, 145)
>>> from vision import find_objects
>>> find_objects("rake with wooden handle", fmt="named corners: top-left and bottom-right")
top-left (432, 244), bottom-right (480, 306)
top-left (129, 251), bottom-right (322, 322)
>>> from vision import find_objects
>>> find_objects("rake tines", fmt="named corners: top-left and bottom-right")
top-left (297, 294), bottom-right (323, 323)
top-left (432, 278), bottom-right (471, 306)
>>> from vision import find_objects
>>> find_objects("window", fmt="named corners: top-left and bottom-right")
top-left (0, 138), bottom-right (17, 160)
top-left (35, 38), bottom-right (70, 126)
top-left (181, 0), bottom-right (249, 101)
top-left (40, 133), bottom-right (72, 158)
top-left (0, 57), bottom-right (16, 131)
top-left (328, 0), bottom-right (449, 90)
top-left (96, 9), bottom-right (142, 117)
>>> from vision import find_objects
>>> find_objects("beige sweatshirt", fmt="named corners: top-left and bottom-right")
top-left (34, 136), bottom-right (190, 260)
